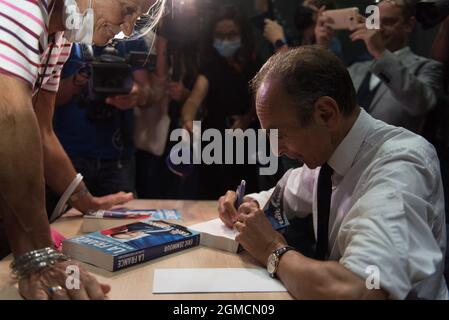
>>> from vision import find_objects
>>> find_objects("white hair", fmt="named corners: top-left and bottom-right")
top-left (127, 0), bottom-right (166, 39)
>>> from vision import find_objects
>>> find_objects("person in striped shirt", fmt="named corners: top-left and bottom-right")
top-left (0, 0), bottom-right (163, 300)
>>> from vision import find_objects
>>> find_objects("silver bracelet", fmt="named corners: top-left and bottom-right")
top-left (10, 247), bottom-right (71, 280)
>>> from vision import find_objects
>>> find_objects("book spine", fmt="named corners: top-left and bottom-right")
top-left (112, 234), bottom-right (200, 271)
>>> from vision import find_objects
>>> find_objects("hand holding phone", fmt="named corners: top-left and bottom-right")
top-left (322, 7), bottom-right (359, 30)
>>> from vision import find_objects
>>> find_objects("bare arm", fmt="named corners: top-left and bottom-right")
top-left (0, 75), bottom-right (52, 257)
top-left (276, 251), bottom-right (388, 300)
top-left (35, 89), bottom-right (132, 214)
top-left (0, 76), bottom-right (111, 299)
top-left (35, 89), bottom-right (87, 195)
top-left (181, 75), bottom-right (209, 131)
top-left (234, 207), bottom-right (388, 300)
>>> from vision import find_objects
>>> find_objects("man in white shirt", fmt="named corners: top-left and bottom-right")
top-left (218, 46), bottom-right (448, 300)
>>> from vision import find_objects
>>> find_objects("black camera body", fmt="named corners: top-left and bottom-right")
top-left (76, 40), bottom-right (152, 122)
top-left (81, 42), bottom-right (151, 101)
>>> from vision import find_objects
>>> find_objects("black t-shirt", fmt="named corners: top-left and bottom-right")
top-left (199, 49), bottom-right (259, 130)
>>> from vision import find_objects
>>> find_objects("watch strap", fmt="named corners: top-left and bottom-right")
top-left (274, 246), bottom-right (295, 259)
top-left (274, 39), bottom-right (287, 50)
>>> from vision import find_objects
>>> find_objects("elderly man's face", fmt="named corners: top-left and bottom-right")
top-left (92, 0), bottom-right (157, 45)
top-left (378, 1), bottom-right (415, 51)
top-left (256, 79), bottom-right (334, 169)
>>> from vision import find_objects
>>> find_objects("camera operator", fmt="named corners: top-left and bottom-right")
top-left (0, 0), bottom-right (163, 300)
top-left (54, 40), bottom-right (152, 198)
top-left (316, 0), bottom-right (444, 134)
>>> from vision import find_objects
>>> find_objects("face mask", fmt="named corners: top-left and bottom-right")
top-left (213, 39), bottom-right (241, 58)
top-left (63, 0), bottom-right (94, 44)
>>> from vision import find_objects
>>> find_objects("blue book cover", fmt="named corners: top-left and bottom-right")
top-left (86, 209), bottom-right (182, 220)
top-left (63, 219), bottom-right (200, 271)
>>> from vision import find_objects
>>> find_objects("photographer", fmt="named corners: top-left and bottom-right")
top-left (316, 0), bottom-right (444, 134)
top-left (54, 40), bottom-right (153, 198)
top-left (0, 0), bottom-right (163, 300)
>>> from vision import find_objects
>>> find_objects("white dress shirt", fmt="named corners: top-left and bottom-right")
top-left (248, 109), bottom-right (448, 300)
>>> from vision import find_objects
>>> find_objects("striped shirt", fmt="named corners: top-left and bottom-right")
top-left (0, 0), bottom-right (72, 94)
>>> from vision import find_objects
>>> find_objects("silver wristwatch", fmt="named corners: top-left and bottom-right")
top-left (267, 246), bottom-right (295, 278)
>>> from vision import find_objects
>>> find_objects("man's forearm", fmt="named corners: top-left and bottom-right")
top-left (0, 99), bottom-right (52, 257)
top-left (276, 251), bottom-right (387, 300)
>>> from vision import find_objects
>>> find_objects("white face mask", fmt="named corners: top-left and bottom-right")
top-left (63, 0), bottom-right (94, 44)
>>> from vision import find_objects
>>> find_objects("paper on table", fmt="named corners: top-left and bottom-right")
top-left (153, 268), bottom-right (287, 293)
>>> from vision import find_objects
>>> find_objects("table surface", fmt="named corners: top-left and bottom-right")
top-left (0, 200), bottom-right (292, 300)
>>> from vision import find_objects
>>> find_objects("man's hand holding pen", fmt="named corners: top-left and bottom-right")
top-left (218, 180), bottom-right (288, 265)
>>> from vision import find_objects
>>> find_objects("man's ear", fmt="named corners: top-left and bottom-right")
top-left (314, 96), bottom-right (340, 129)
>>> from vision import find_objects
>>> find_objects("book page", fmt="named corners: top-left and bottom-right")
top-left (189, 218), bottom-right (237, 240)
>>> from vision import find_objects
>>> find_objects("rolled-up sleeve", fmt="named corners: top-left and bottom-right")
top-left (247, 167), bottom-right (314, 220)
top-left (338, 144), bottom-right (446, 299)
top-left (338, 189), bottom-right (412, 299)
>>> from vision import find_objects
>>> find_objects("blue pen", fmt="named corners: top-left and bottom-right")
top-left (236, 180), bottom-right (246, 208)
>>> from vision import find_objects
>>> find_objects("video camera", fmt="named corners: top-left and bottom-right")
top-left (416, 0), bottom-right (449, 29)
top-left (75, 39), bottom-right (153, 122)
top-left (80, 39), bottom-right (152, 101)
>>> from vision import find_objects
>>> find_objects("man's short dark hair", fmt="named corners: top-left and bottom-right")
top-left (250, 46), bottom-right (357, 125)
top-left (382, 0), bottom-right (417, 20)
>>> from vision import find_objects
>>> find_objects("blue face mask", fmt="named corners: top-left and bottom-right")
top-left (213, 39), bottom-right (242, 58)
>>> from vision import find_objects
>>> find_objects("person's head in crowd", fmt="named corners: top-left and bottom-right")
top-left (251, 46), bottom-right (358, 169)
top-left (206, 6), bottom-right (255, 65)
top-left (294, 0), bottom-right (335, 43)
top-left (61, 0), bottom-right (164, 45)
top-left (377, 0), bottom-right (417, 52)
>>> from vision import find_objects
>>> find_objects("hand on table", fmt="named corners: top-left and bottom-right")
top-left (71, 191), bottom-right (134, 215)
top-left (19, 260), bottom-right (110, 300)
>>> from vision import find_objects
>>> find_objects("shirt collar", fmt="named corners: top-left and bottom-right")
top-left (394, 46), bottom-right (411, 57)
top-left (328, 108), bottom-right (374, 177)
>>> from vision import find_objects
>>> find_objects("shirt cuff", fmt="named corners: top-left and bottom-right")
top-left (245, 190), bottom-right (274, 209)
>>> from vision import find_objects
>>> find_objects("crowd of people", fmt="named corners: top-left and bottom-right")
top-left (0, 0), bottom-right (448, 300)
